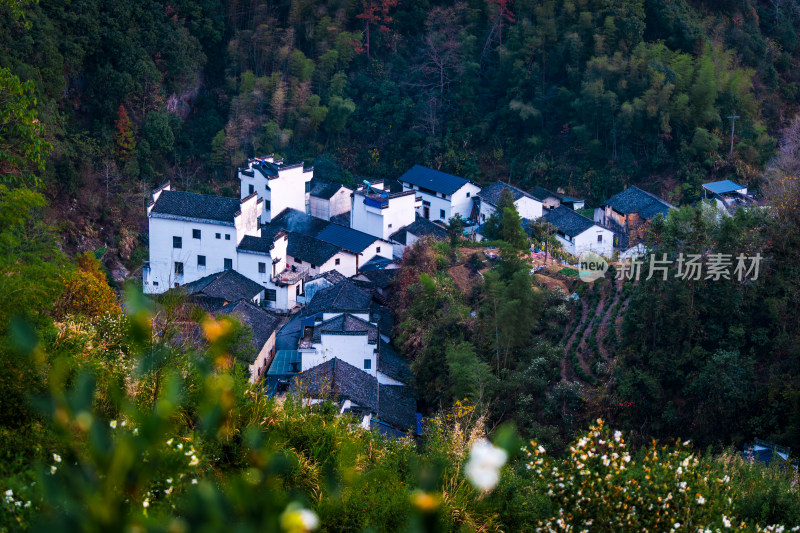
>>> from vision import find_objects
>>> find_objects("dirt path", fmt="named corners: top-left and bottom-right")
top-left (595, 280), bottom-right (623, 361)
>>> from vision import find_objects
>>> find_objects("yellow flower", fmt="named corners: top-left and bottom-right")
top-left (411, 491), bottom-right (440, 512)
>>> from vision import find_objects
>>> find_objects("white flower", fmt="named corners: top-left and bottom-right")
top-left (24, 501), bottom-right (30, 508)
top-left (280, 503), bottom-right (319, 532)
top-left (109, 420), bottom-right (117, 429)
top-left (189, 455), bottom-right (199, 466)
top-left (697, 495), bottom-right (706, 505)
top-left (166, 439), bottom-right (173, 446)
top-left (133, 428), bottom-right (139, 436)
top-left (4, 490), bottom-right (12, 498)
top-left (120, 420), bottom-right (126, 427)
top-left (53, 454), bottom-right (61, 463)
top-left (177, 443), bottom-right (183, 451)
top-left (142, 499), bottom-right (149, 508)
top-left (50, 466), bottom-right (57, 475)
top-left (464, 439), bottom-right (507, 491)
top-left (613, 430), bottom-right (622, 442)
top-left (722, 516), bottom-right (731, 528)
top-left (673, 523), bottom-right (680, 529)
top-left (166, 478), bottom-right (172, 484)
top-left (191, 479), bottom-right (198, 485)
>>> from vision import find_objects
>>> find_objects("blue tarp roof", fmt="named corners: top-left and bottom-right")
top-left (703, 180), bottom-right (744, 195)
top-left (398, 165), bottom-right (470, 195)
top-left (316, 224), bottom-right (380, 253)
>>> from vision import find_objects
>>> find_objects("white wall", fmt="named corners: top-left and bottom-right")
top-left (515, 196), bottom-right (543, 220)
top-left (319, 251), bottom-right (358, 278)
top-left (144, 217), bottom-right (238, 293)
top-left (303, 334), bottom-right (376, 372)
top-left (557, 226), bottom-right (614, 258)
top-left (402, 182), bottom-right (479, 222)
top-left (248, 330), bottom-right (277, 383)
top-left (358, 239), bottom-right (393, 267)
top-left (350, 191), bottom-right (416, 240)
top-left (239, 160), bottom-right (313, 222)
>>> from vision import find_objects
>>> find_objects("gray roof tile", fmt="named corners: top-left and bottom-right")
top-left (398, 165), bottom-right (470, 195)
top-left (150, 190), bottom-right (240, 224)
top-left (542, 206), bottom-right (596, 238)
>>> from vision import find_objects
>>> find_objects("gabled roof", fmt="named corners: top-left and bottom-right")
top-left (603, 186), bottom-right (674, 218)
top-left (311, 313), bottom-right (378, 343)
top-left (237, 234), bottom-right (275, 255)
top-left (292, 358), bottom-right (416, 431)
top-left (329, 212), bottom-right (351, 227)
top-left (305, 270), bottom-right (348, 286)
top-left (702, 180), bottom-right (745, 195)
top-left (150, 190), bottom-right (241, 224)
top-left (217, 300), bottom-right (283, 362)
top-left (271, 209), bottom-right (330, 237)
top-left (542, 206), bottom-right (597, 238)
top-left (389, 216), bottom-right (448, 245)
top-left (355, 268), bottom-right (398, 290)
top-left (478, 181), bottom-right (540, 207)
top-left (378, 341), bottom-right (412, 383)
top-left (316, 224), bottom-right (381, 254)
top-left (181, 270), bottom-right (264, 303)
top-left (528, 186), bottom-right (559, 201)
top-left (304, 280), bottom-right (373, 316)
top-left (310, 180), bottom-right (349, 200)
top-left (287, 233), bottom-right (343, 266)
top-left (398, 164), bottom-right (470, 195)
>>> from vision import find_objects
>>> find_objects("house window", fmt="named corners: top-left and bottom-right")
top-left (197, 255), bottom-right (206, 267)
top-left (296, 285), bottom-right (301, 296)
top-left (248, 184), bottom-right (254, 195)
top-left (265, 289), bottom-right (277, 301)
top-left (376, 246), bottom-right (381, 253)
top-left (597, 234), bottom-right (603, 243)
top-left (440, 209), bottom-right (445, 219)
top-left (466, 192), bottom-right (471, 198)
top-left (363, 359), bottom-right (371, 370)
top-left (224, 258), bottom-right (232, 270)
top-left (225, 234), bottom-right (231, 241)
top-left (174, 262), bottom-right (184, 275)
top-left (258, 262), bottom-right (266, 273)
top-left (264, 200), bottom-right (271, 210)
top-left (310, 264), bottom-right (316, 269)
top-left (305, 182), bottom-right (311, 193)
top-left (388, 223), bottom-right (392, 228)
top-left (335, 258), bottom-right (340, 265)
top-left (153, 281), bottom-right (159, 287)
top-left (295, 257), bottom-right (302, 264)
top-left (215, 233), bottom-right (221, 239)
top-left (173, 236), bottom-right (182, 249)
top-left (193, 229), bottom-right (201, 239)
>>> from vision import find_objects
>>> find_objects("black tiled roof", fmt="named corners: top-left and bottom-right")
top-left (359, 256), bottom-right (394, 272)
top-left (287, 233), bottom-right (342, 265)
top-left (355, 268), bottom-right (398, 290)
top-left (217, 300), bottom-right (283, 362)
top-left (271, 209), bottom-right (330, 237)
top-left (180, 270), bottom-right (264, 303)
top-left (305, 270), bottom-right (348, 285)
top-left (310, 180), bottom-right (347, 200)
top-left (528, 185), bottom-right (558, 201)
top-left (603, 186), bottom-right (674, 217)
top-left (150, 190), bottom-right (240, 223)
top-left (398, 164), bottom-right (470, 195)
top-left (292, 358), bottom-right (416, 432)
top-left (542, 206), bottom-right (596, 238)
top-left (304, 280), bottom-right (373, 316)
top-left (329, 212), bottom-right (351, 227)
top-left (478, 181), bottom-right (539, 206)
top-left (311, 313), bottom-right (378, 343)
top-left (378, 341), bottom-right (412, 383)
top-left (390, 216), bottom-right (448, 245)
top-left (316, 224), bottom-right (380, 253)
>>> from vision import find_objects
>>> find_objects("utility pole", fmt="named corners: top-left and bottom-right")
top-left (727, 114), bottom-right (740, 157)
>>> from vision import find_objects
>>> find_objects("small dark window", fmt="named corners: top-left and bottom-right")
top-left (173, 236), bottom-right (182, 249)
top-left (215, 233), bottom-right (221, 239)
top-left (264, 200), bottom-right (271, 210)
top-left (224, 258), bottom-right (232, 270)
top-left (439, 209), bottom-right (445, 219)
top-left (335, 258), bottom-right (340, 265)
top-left (174, 262), bottom-right (184, 275)
top-left (193, 229), bottom-right (201, 239)
top-left (310, 264), bottom-right (316, 269)
top-left (225, 234), bottom-right (231, 241)
top-left (364, 359), bottom-right (371, 370)
top-left (466, 192), bottom-right (471, 198)
top-left (305, 182), bottom-right (311, 193)
top-left (197, 255), bottom-right (206, 266)
top-left (265, 289), bottom-right (277, 301)
top-left (248, 184), bottom-right (254, 195)
top-left (258, 262), bottom-right (266, 273)
top-left (376, 246), bottom-right (381, 253)
top-left (597, 234), bottom-right (603, 243)
top-left (153, 281), bottom-right (159, 287)
top-left (388, 223), bottom-right (392, 228)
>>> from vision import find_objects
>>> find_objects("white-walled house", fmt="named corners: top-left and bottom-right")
top-left (476, 181), bottom-right (543, 223)
top-left (543, 206), bottom-right (614, 258)
top-left (315, 223), bottom-right (393, 271)
top-left (144, 183), bottom-right (262, 293)
top-left (350, 186), bottom-right (418, 241)
top-left (389, 216), bottom-right (448, 257)
top-left (238, 155), bottom-right (313, 223)
top-left (398, 165), bottom-right (480, 222)
top-left (309, 180), bottom-right (352, 221)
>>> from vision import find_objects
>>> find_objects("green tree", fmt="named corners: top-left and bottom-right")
top-left (445, 341), bottom-right (492, 402)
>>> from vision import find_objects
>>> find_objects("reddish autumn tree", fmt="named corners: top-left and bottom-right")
top-left (356, 0), bottom-right (399, 60)
top-left (114, 105), bottom-right (135, 161)
top-left (485, 0), bottom-right (516, 49)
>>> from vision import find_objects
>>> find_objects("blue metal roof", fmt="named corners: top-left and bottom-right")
top-left (398, 164), bottom-right (470, 195)
top-left (703, 180), bottom-right (744, 195)
top-left (316, 224), bottom-right (380, 253)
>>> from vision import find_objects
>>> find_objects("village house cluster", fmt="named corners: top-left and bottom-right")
top-left (142, 155), bottom-right (759, 435)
